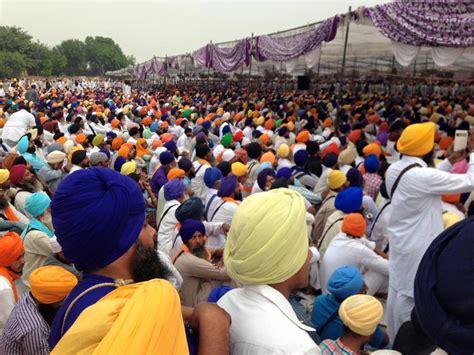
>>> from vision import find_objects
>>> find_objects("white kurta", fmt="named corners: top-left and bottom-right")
top-left (0, 276), bottom-right (15, 334)
top-left (157, 200), bottom-right (181, 255)
top-left (191, 161), bottom-right (210, 204)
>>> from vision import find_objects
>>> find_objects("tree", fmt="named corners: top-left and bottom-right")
top-left (0, 51), bottom-right (27, 78)
top-left (84, 36), bottom-right (129, 75)
top-left (56, 39), bottom-right (87, 76)
top-left (126, 54), bottom-right (136, 66)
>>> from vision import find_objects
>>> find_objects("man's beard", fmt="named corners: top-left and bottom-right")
top-left (234, 190), bottom-right (243, 201)
top-left (0, 196), bottom-right (9, 209)
top-left (37, 303), bottom-right (60, 327)
top-left (423, 150), bottom-right (435, 167)
top-left (41, 211), bottom-right (54, 231)
top-left (190, 245), bottom-right (208, 259)
top-left (27, 146), bottom-right (36, 154)
top-left (131, 240), bottom-right (171, 283)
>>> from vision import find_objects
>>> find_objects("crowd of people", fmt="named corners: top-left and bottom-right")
top-left (0, 77), bottom-right (473, 354)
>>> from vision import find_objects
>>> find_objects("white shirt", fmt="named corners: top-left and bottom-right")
top-left (320, 232), bottom-right (388, 294)
top-left (2, 109), bottom-right (36, 143)
top-left (157, 199), bottom-right (181, 255)
top-left (369, 199), bottom-right (391, 250)
top-left (206, 197), bottom-right (237, 248)
top-left (0, 275), bottom-right (15, 334)
top-left (177, 134), bottom-right (192, 154)
top-left (69, 165), bottom-right (83, 174)
top-left (191, 161), bottom-right (210, 204)
top-left (218, 285), bottom-right (320, 355)
top-left (313, 167), bottom-right (332, 195)
top-left (386, 154), bottom-right (474, 297)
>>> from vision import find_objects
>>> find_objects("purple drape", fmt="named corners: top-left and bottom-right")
top-left (209, 39), bottom-right (250, 72)
top-left (254, 16), bottom-right (339, 62)
top-left (135, 58), bottom-right (167, 79)
top-left (366, 0), bottom-right (474, 47)
top-left (192, 45), bottom-right (210, 67)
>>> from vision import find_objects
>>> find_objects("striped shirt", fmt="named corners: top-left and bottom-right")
top-left (320, 338), bottom-right (357, 355)
top-left (0, 292), bottom-right (50, 355)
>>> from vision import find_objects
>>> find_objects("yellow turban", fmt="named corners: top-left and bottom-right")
top-left (231, 162), bottom-right (247, 177)
top-left (68, 147), bottom-right (84, 162)
top-left (338, 147), bottom-right (356, 165)
top-left (29, 266), bottom-right (78, 304)
top-left (51, 280), bottom-right (188, 355)
top-left (328, 170), bottom-right (347, 190)
top-left (277, 144), bottom-right (290, 158)
top-left (224, 188), bottom-right (309, 285)
top-left (287, 121), bottom-right (295, 132)
top-left (339, 295), bottom-right (383, 336)
top-left (120, 161), bottom-right (137, 176)
top-left (255, 116), bottom-right (265, 126)
top-left (443, 211), bottom-right (462, 229)
top-left (397, 122), bottom-right (435, 156)
top-left (0, 169), bottom-right (10, 184)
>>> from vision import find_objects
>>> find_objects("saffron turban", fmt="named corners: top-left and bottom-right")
top-left (163, 179), bottom-right (185, 201)
top-left (341, 213), bottom-right (366, 237)
top-left (259, 134), bottom-right (270, 146)
top-left (335, 187), bottom-right (363, 213)
top-left (179, 219), bottom-right (206, 244)
top-left (338, 147), bottom-right (356, 166)
top-left (51, 168), bottom-right (145, 271)
top-left (117, 146), bottom-right (130, 159)
top-left (328, 170), bottom-right (347, 190)
top-left (167, 168), bottom-right (185, 180)
top-left (112, 137), bottom-right (123, 150)
top-left (25, 192), bottom-right (51, 218)
top-left (277, 144), bottom-right (290, 159)
top-left (296, 131), bottom-right (310, 143)
top-left (0, 169), bottom-right (10, 184)
top-left (260, 151), bottom-right (276, 165)
top-left (364, 154), bottom-right (379, 173)
top-left (29, 266), bottom-right (78, 304)
top-left (231, 162), bottom-right (247, 177)
top-left (120, 161), bottom-right (137, 176)
top-left (0, 231), bottom-right (23, 267)
top-left (175, 197), bottom-right (204, 222)
top-left (224, 188), bottom-right (309, 285)
top-left (362, 143), bottom-right (382, 158)
top-left (204, 167), bottom-right (223, 189)
top-left (339, 295), bottom-right (383, 336)
top-left (51, 280), bottom-right (188, 355)
top-left (397, 122), bottom-right (436, 156)
top-left (217, 175), bottom-right (237, 198)
top-left (9, 164), bottom-right (27, 185)
top-left (47, 151), bottom-right (66, 164)
top-left (328, 266), bottom-right (364, 300)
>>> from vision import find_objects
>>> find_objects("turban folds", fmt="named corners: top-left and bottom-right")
top-left (341, 213), bottom-right (366, 237)
top-left (179, 219), bottom-right (206, 244)
top-left (322, 152), bottom-right (338, 168)
top-left (260, 151), bottom-right (276, 165)
top-left (159, 151), bottom-right (174, 165)
top-left (257, 168), bottom-right (276, 191)
top-left (0, 169), bottom-right (10, 184)
top-left (163, 179), bottom-right (185, 201)
top-left (338, 147), bottom-right (356, 166)
top-left (9, 164), bottom-right (27, 185)
top-left (397, 122), bottom-right (435, 156)
top-left (362, 143), bottom-right (382, 158)
top-left (167, 168), bottom-right (185, 180)
top-left (51, 168), bottom-right (145, 271)
top-left (204, 167), bottom-right (223, 188)
top-left (364, 154), bottom-right (379, 173)
top-left (71, 150), bottom-right (87, 165)
top-left (335, 187), bottom-right (363, 213)
top-left (328, 266), bottom-right (364, 300)
top-left (294, 150), bottom-right (309, 167)
top-left (47, 151), bottom-right (66, 164)
top-left (231, 162), bottom-right (247, 177)
top-left (328, 170), bottom-right (347, 190)
top-left (0, 231), bottom-right (23, 267)
top-left (50, 280), bottom-right (188, 355)
top-left (224, 188), bottom-right (309, 285)
top-left (25, 192), bottom-right (51, 217)
top-left (29, 266), bottom-right (78, 304)
top-left (339, 295), bottom-right (383, 336)
top-left (277, 144), bottom-right (290, 158)
top-left (120, 161), bottom-right (137, 176)
top-left (296, 131), bottom-right (310, 143)
top-left (175, 197), bottom-right (204, 222)
top-left (217, 175), bottom-right (237, 197)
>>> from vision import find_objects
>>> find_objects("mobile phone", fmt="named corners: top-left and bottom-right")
top-left (454, 130), bottom-right (468, 151)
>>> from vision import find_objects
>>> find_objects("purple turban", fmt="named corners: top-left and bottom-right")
top-left (346, 168), bottom-right (363, 187)
top-left (114, 156), bottom-right (126, 172)
top-left (163, 179), bottom-right (185, 201)
top-left (276, 167), bottom-right (292, 181)
top-left (179, 219), bottom-right (206, 244)
top-left (217, 175), bottom-right (237, 198)
top-left (257, 168), bottom-right (276, 191)
top-left (164, 140), bottom-right (177, 154)
top-left (159, 151), bottom-right (175, 165)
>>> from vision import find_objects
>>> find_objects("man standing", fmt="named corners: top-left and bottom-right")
top-left (2, 106), bottom-right (36, 148)
top-left (385, 122), bottom-right (474, 340)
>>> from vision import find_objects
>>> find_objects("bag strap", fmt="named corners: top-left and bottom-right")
top-left (210, 201), bottom-right (227, 222)
top-left (205, 194), bottom-right (218, 221)
top-left (368, 201), bottom-right (391, 239)
top-left (319, 195), bottom-right (336, 210)
top-left (157, 204), bottom-right (179, 231)
top-left (317, 308), bottom-right (340, 337)
top-left (194, 164), bottom-right (205, 175)
top-left (389, 163), bottom-right (421, 199)
top-left (248, 161), bottom-right (257, 175)
top-left (317, 217), bottom-right (344, 249)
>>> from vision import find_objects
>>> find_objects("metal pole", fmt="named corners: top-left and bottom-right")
top-left (248, 33), bottom-right (254, 91)
top-left (339, 6), bottom-right (352, 104)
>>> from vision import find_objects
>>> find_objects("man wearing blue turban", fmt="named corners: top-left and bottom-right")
top-left (312, 266), bottom-right (388, 349)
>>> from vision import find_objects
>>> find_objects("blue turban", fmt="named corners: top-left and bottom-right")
top-left (208, 285), bottom-right (233, 303)
top-left (335, 187), bottom-right (363, 213)
top-left (159, 151), bottom-right (175, 165)
top-left (278, 127), bottom-right (288, 136)
top-left (257, 168), bottom-right (276, 191)
top-left (294, 150), bottom-right (309, 167)
top-left (25, 192), bottom-right (51, 218)
top-left (161, 113), bottom-right (168, 121)
top-left (106, 131), bottom-right (117, 139)
top-left (222, 125), bottom-right (231, 135)
top-left (150, 121), bottom-right (159, 132)
top-left (364, 154), bottom-right (379, 173)
top-left (164, 140), bottom-right (177, 154)
top-left (175, 197), bottom-right (204, 222)
top-left (340, 124), bottom-right (351, 134)
top-left (99, 148), bottom-right (111, 159)
top-left (346, 168), bottom-right (363, 187)
top-left (51, 168), bottom-right (145, 271)
top-left (257, 161), bottom-right (272, 174)
top-left (322, 152), bottom-right (338, 168)
top-left (244, 118), bottom-right (253, 126)
top-left (204, 167), bottom-right (223, 189)
top-left (47, 143), bottom-right (61, 154)
top-left (297, 109), bottom-right (305, 117)
top-left (415, 218), bottom-right (474, 354)
top-left (17, 135), bottom-right (29, 154)
top-left (276, 167), bottom-right (292, 181)
top-left (179, 219), bottom-right (206, 244)
top-left (328, 266), bottom-right (364, 300)
top-left (114, 156), bottom-right (126, 172)
top-left (202, 120), bottom-right (212, 130)
top-left (163, 179), bottom-right (185, 201)
top-left (217, 175), bottom-right (237, 198)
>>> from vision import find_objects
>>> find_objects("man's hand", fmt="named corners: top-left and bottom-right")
top-left (222, 223), bottom-right (231, 235)
top-left (447, 149), bottom-right (466, 165)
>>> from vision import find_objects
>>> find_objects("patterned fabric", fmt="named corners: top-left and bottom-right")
top-left (0, 292), bottom-right (50, 355)
top-left (320, 338), bottom-right (357, 355)
top-left (210, 39), bottom-right (250, 72)
top-left (364, 173), bottom-right (383, 200)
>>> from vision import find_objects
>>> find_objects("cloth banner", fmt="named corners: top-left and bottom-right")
top-left (192, 45), bottom-right (210, 67)
top-left (304, 46), bottom-right (321, 69)
top-left (210, 39), bottom-right (250, 72)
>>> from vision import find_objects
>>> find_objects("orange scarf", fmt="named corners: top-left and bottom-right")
top-left (222, 197), bottom-right (239, 205)
top-left (0, 267), bottom-right (19, 302)
top-left (172, 244), bottom-right (212, 264)
top-left (3, 206), bottom-right (19, 222)
top-left (197, 159), bottom-right (211, 166)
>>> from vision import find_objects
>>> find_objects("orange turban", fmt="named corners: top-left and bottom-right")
top-left (196, 118), bottom-right (204, 126)
top-left (161, 133), bottom-right (174, 143)
top-left (118, 145), bottom-right (130, 159)
top-left (368, 115), bottom-right (381, 124)
top-left (264, 119), bottom-right (274, 130)
top-left (0, 231), bottom-right (23, 267)
top-left (142, 116), bottom-right (152, 126)
top-left (29, 266), bottom-right (78, 304)
top-left (112, 137), bottom-right (124, 150)
top-left (175, 118), bottom-right (183, 126)
top-left (323, 118), bottom-right (333, 128)
top-left (362, 143), bottom-right (382, 158)
top-left (56, 136), bottom-right (68, 146)
top-left (439, 136), bottom-right (453, 150)
top-left (152, 140), bottom-right (163, 150)
top-left (0, 119), bottom-right (5, 128)
top-left (260, 134), bottom-right (270, 146)
top-left (442, 193), bottom-right (461, 204)
top-left (321, 143), bottom-right (340, 158)
top-left (348, 130), bottom-right (362, 143)
top-left (341, 213), bottom-right (366, 237)
top-left (111, 118), bottom-right (120, 128)
top-left (296, 131), bottom-right (310, 143)
top-left (234, 113), bottom-right (242, 122)
top-left (167, 168), bottom-right (185, 180)
top-left (260, 151), bottom-right (276, 165)
top-left (76, 133), bottom-right (86, 145)
top-left (2, 153), bottom-right (20, 170)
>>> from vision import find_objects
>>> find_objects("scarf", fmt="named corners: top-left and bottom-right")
top-left (3, 206), bottom-right (19, 222)
top-left (172, 244), bottom-right (211, 264)
top-left (222, 197), bottom-right (239, 205)
top-left (197, 158), bottom-right (211, 166)
top-left (0, 267), bottom-right (19, 302)
top-left (21, 217), bottom-right (54, 240)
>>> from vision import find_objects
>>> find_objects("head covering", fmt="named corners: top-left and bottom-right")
top-left (17, 135), bottom-right (29, 154)
top-left (25, 192), bottom-right (51, 218)
top-left (346, 168), bottom-right (363, 187)
top-left (92, 134), bottom-right (104, 147)
top-left (397, 122), bottom-right (436, 156)
top-left (348, 130), bottom-right (362, 143)
top-left (163, 179), bottom-right (185, 201)
top-left (71, 150), bottom-right (87, 165)
top-left (0, 231), bottom-right (23, 267)
top-left (117, 145), bottom-right (130, 159)
top-left (364, 154), bottom-right (379, 174)
top-left (50, 280), bottom-right (188, 354)
top-left (175, 197), bottom-right (204, 222)
top-left (294, 150), bottom-right (309, 167)
top-left (9, 164), bottom-right (27, 185)
top-left (217, 175), bottom-right (237, 198)
top-left (90, 152), bottom-right (108, 166)
top-left (328, 170), bottom-right (347, 190)
top-left (114, 156), bottom-right (126, 172)
top-left (335, 187), bottom-right (363, 213)
top-left (159, 151), bottom-right (174, 166)
top-left (257, 168), bottom-right (276, 191)
top-left (296, 131), bottom-right (310, 143)
top-left (167, 168), bottom-right (185, 180)
top-left (231, 162), bottom-right (247, 177)
top-left (221, 133), bottom-right (232, 148)
top-left (51, 168), bottom-right (146, 271)
top-left (203, 167), bottom-right (223, 189)
top-left (260, 134), bottom-right (270, 145)
top-left (322, 152), bottom-right (338, 168)
top-left (29, 266), bottom-right (78, 304)
top-left (338, 147), bottom-right (356, 165)
top-left (339, 294), bottom-right (383, 336)
top-left (0, 169), bottom-right (10, 184)
top-left (47, 151), bottom-right (66, 164)
top-left (362, 143), bottom-right (382, 158)
top-left (415, 218), bottom-right (474, 354)
top-left (277, 144), bottom-right (290, 159)
top-left (3, 154), bottom-right (19, 170)
top-left (328, 266), bottom-right (364, 300)
top-left (247, 142), bottom-right (262, 159)
top-left (179, 219), bottom-right (206, 244)
top-left (111, 137), bottom-right (123, 150)
top-left (208, 285), bottom-right (233, 303)
top-left (224, 188), bottom-right (309, 285)
top-left (260, 151), bottom-right (276, 165)
top-left (276, 167), bottom-right (292, 181)
top-left (47, 143), bottom-right (61, 154)
top-left (222, 149), bottom-right (235, 162)
top-left (120, 161), bottom-right (137, 176)
top-left (341, 213), bottom-right (366, 237)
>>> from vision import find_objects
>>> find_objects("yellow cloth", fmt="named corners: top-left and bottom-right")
top-left (231, 162), bottom-right (247, 177)
top-left (51, 280), bottom-right (188, 355)
top-left (328, 170), bottom-right (347, 190)
top-left (0, 169), bottom-right (10, 184)
top-left (338, 147), bottom-right (356, 165)
top-left (68, 147), bottom-right (83, 162)
top-left (277, 144), bottom-right (290, 158)
top-left (397, 122), bottom-right (436, 156)
top-left (339, 295), bottom-right (383, 336)
top-left (120, 161), bottom-right (137, 176)
top-left (255, 116), bottom-right (265, 126)
top-left (224, 188), bottom-right (308, 285)
top-left (443, 212), bottom-right (462, 229)
top-left (29, 266), bottom-right (78, 304)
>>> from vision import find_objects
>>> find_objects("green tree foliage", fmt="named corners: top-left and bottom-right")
top-left (0, 51), bottom-right (27, 78)
top-left (56, 39), bottom-right (87, 75)
top-left (84, 36), bottom-right (129, 75)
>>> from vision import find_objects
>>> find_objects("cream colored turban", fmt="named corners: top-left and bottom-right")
top-left (339, 294), bottom-right (383, 336)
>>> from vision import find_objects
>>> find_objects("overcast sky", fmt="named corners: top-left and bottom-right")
top-left (0, 0), bottom-right (391, 63)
